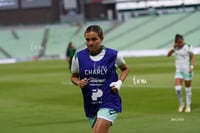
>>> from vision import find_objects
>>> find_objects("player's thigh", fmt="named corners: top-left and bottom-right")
top-left (175, 78), bottom-right (183, 85)
top-left (93, 118), bottom-right (111, 133)
top-left (183, 72), bottom-right (193, 87)
top-left (93, 108), bottom-right (118, 133)
top-left (175, 72), bottom-right (183, 85)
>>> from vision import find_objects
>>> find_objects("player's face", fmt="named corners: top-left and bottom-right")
top-left (175, 38), bottom-right (184, 46)
top-left (85, 31), bottom-right (102, 55)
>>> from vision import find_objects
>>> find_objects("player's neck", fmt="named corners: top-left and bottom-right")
top-left (90, 46), bottom-right (104, 56)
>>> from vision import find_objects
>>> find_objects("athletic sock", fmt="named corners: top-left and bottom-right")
top-left (175, 86), bottom-right (184, 105)
top-left (185, 87), bottom-right (192, 107)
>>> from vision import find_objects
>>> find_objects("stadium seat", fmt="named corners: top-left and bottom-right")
top-left (45, 24), bottom-right (78, 56)
top-left (1, 11), bottom-right (200, 59)
top-left (104, 11), bottom-right (200, 50)
top-left (0, 28), bottom-right (43, 58)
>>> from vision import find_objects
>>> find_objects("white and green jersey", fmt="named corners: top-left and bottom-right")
top-left (71, 48), bottom-right (126, 74)
top-left (174, 44), bottom-right (193, 72)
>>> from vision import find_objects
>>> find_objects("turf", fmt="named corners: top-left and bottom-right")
top-left (0, 56), bottom-right (199, 133)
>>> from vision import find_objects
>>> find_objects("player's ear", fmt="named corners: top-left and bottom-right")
top-left (99, 34), bottom-right (104, 41)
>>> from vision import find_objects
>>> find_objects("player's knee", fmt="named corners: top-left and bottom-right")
top-left (185, 82), bottom-right (191, 87)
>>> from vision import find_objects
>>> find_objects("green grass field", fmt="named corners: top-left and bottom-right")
top-left (0, 56), bottom-right (200, 133)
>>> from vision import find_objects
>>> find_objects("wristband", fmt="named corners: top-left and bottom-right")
top-left (190, 65), bottom-right (194, 69)
top-left (109, 80), bottom-right (122, 91)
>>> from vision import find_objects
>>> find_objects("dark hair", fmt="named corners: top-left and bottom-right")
top-left (175, 34), bottom-right (184, 42)
top-left (84, 25), bottom-right (104, 40)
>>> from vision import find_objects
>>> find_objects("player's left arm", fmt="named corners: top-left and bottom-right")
top-left (189, 46), bottom-right (195, 72)
top-left (189, 52), bottom-right (195, 72)
top-left (118, 64), bottom-right (129, 82)
top-left (116, 53), bottom-right (129, 82)
top-left (110, 53), bottom-right (129, 92)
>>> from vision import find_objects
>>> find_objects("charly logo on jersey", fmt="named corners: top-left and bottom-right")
top-left (84, 65), bottom-right (108, 76)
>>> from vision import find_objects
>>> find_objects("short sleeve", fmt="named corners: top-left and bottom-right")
top-left (188, 45), bottom-right (194, 54)
top-left (71, 54), bottom-right (79, 74)
top-left (115, 52), bottom-right (126, 68)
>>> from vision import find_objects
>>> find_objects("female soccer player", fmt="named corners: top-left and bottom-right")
top-left (71, 25), bottom-right (129, 133)
top-left (167, 34), bottom-right (195, 113)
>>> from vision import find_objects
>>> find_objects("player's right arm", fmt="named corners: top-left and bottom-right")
top-left (71, 75), bottom-right (88, 88)
top-left (167, 43), bottom-right (178, 57)
top-left (167, 49), bottom-right (174, 57)
top-left (70, 54), bottom-right (88, 88)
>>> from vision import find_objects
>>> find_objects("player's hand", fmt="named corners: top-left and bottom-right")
top-left (189, 65), bottom-right (194, 73)
top-left (78, 78), bottom-right (88, 88)
top-left (110, 80), bottom-right (122, 93)
top-left (173, 43), bottom-right (179, 49)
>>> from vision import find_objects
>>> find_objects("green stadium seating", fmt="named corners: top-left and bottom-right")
top-left (156, 11), bottom-right (200, 49)
top-left (0, 50), bottom-right (7, 59)
top-left (0, 28), bottom-right (44, 58)
top-left (45, 24), bottom-right (78, 56)
top-left (104, 15), bottom-right (154, 44)
top-left (185, 27), bottom-right (200, 47)
top-left (105, 11), bottom-right (200, 50)
top-left (1, 12), bottom-right (200, 60)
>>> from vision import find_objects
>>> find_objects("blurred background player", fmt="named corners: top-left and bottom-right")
top-left (71, 25), bottom-right (129, 133)
top-left (167, 34), bottom-right (195, 112)
top-left (66, 41), bottom-right (76, 70)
